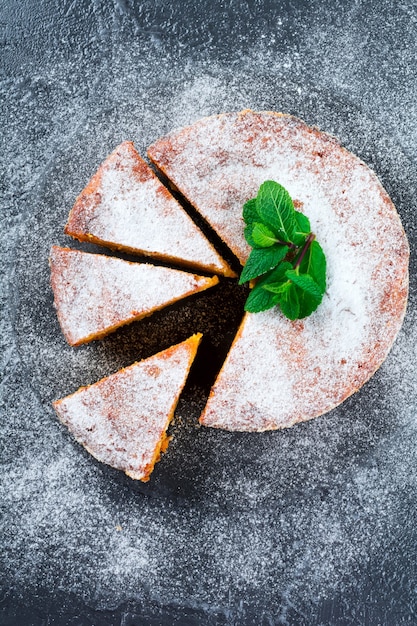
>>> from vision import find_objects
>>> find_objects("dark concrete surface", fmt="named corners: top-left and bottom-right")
top-left (1, 1), bottom-right (417, 624)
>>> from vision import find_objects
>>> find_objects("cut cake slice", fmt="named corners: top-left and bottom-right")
top-left (53, 334), bottom-right (202, 481)
top-left (148, 111), bottom-right (409, 431)
top-left (65, 141), bottom-right (235, 277)
top-left (50, 245), bottom-right (218, 346)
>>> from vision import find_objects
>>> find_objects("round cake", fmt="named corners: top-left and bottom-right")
top-left (148, 110), bottom-right (410, 431)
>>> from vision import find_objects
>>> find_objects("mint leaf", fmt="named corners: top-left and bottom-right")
top-left (251, 222), bottom-right (278, 247)
top-left (293, 211), bottom-right (311, 245)
top-left (276, 282), bottom-right (300, 320)
top-left (244, 282), bottom-right (280, 313)
top-left (294, 210), bottom-right (310, 234)
top-left (285, 269), bottom-right (324, 298)
top-left (264, 267), bottom-right (324, 319)
top-left (257, 181), bottom-right (296, 241)
top-left (256, 261), bottom-right (292, 294)
top-left (263, 280), bottom-right (291, 295)
top-left (239, 245), bottom-right (288, 284)
top-left (243, 261), bottom-right (292, 310)
top-left (244, 223), bottom-right (257, 248)
top-left (240, 180), bottom-right (327, 321)
top-left (297, 289), bottom-right (323, 319)
top-left (259, 261), bottom-right (292, 285)
top-left (242, 198), bottom-right (258, 225)
top-left (297, 240), bottom-right (326, 293)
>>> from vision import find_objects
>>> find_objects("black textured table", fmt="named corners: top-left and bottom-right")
top-left (2, 2), bottom-right (417, 624)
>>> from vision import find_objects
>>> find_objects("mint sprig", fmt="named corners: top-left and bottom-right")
top-left (240, 181), bottom-right (326, 320)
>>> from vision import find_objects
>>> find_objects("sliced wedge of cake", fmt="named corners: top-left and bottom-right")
top-left (64, 141), bottom-right (235, 278)
top-left (53, 334), bottom-right (202, 481)
top-left (49, 246), bottom-right (218, 346)
top-left (148, 111), bottom-right (409, 431)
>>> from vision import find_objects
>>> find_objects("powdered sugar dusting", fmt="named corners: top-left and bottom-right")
top-left (66, 141), bottom-right (234, 276)
top-left (149, 111), bottom-right (407, 266)
top-left (50, 246), bottom-right (216, 346)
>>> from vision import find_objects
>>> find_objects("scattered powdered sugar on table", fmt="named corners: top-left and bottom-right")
top-left (2, 3), bottom-right (417, 621)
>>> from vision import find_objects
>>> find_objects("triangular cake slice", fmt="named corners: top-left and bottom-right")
top-left (53, 334), bottom-right (202, 481)
top-left (146, 110), bottom-right (409, 431)
top-left (50, 246), bottom-right (218, 346)
top-left (64, 141), bottom-right (235, 277)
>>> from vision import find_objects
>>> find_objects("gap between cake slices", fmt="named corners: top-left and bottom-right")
top-left (64, 141), bottom-right (236, 279)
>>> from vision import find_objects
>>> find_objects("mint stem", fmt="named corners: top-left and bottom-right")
top-left (277, 239), bottom-right (297, 249)
top-left (294, 233), bottom-right (315, 269)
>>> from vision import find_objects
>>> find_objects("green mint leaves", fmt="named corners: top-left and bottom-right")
top-left (240, 181), bottom-right (326, 320)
